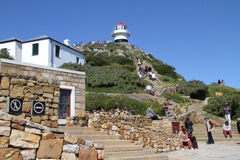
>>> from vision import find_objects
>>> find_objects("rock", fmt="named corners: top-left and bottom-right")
top-left (63, 144), bottom-right (79, 154)
top-left (10, 129), bottom-right (41, 148)
top-left (0, 148), bottom-right (23, 160)
top-left (79, 148), bottom-right (98, 160)
top-left (61, 152), bottom-right (77, 160)
top-left (37, 139), bottom-right (63, 159)
top-left (20, 149), bottom-right (36, 160)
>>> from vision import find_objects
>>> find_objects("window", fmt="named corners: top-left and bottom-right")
top-left (55, 45), bottom-right (60, 57)
top-left (32, 43), bottom-right (39, 56)
top-left (76, 57), bottom-right (79, 64)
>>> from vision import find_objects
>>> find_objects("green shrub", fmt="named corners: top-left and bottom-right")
top-left (86, 66), bottom-right (147, 93)
top-left (59, 62), bottom-right (85, 71)
top-left (177, 80), bottom-right (208, 100)
top-left (86, 55), bottom-right (110, 66)
top-left (152, 62), bottom-right (178, 79)
top-left (0, 48), bottom-right (14, 60)
top-left (208, 85), bottom-right (239, 97)
top-left (86, 93), bottom-right (163, 115)
top-left (203, 94), bottom-right (240, 119)
top-left (164, 93), bottom-right (188, 104)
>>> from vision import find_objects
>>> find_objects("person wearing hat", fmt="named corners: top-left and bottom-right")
top-left (205, 117), bottom-right (215, 144)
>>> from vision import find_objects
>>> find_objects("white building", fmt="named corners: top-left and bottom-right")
top-left (0, 35), bottom-right (85, 67)
top-left (112, 21), bottom-right (130, 43)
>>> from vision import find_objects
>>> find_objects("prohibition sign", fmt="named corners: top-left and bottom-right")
top-left (10, 99), bottom-right (21, 111)
top-left (33, 102), bottom-right (44, 114)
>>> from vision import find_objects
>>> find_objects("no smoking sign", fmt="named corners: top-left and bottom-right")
top-left (31, 101), bottom-right (45, 116)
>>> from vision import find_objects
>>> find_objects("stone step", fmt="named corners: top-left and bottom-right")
top-left (59, 126), bottom-right (96, 132)
top-left (105, 148), bottom-right (157, 158)
top-left (94, 139), bottom-right (134, 145)
top-left (74, 134), bottom-right (120, 141)
top-left (63, 130), bottom-right (108, 135)
top-left (104, 144), bottom-right (143, 152)
top-left (106, 154), bottom-right (169, 160)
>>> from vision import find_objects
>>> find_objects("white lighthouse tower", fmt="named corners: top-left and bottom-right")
top-left (112, 21), bottom-right (130, 43)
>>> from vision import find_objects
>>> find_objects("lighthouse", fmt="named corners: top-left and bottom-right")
top-left (112, 21), bottom-right (130, 43)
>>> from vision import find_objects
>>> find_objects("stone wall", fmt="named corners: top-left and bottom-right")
top-left (0, 111), bottom-right (104, 160)
top-left (0, 59), bottom-right (86, 127)
top-left (86, 110), bottom-right (181, 153)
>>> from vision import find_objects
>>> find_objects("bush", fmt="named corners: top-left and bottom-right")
top-left (177, 80), bottom-right (208, 100)
top-left (86, 66), bottom-right (147, 93)
top-left (208, 85), bottom-right (239, 97)
top-left (59, 62), bottom-right (85, 71)
top-left (0, 48), bottom-right (14, 60)
top-left (152, 62), bottom-right (178, 79)
top-left (86, 55), bottom-right (110, 66)
top-left (86, 93), bottom-right (163, 115)
top-left (203, 94), bottom-right (240, 119)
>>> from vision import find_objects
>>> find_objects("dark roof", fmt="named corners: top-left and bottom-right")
top-left (0, 38), bottom-right (22, 44)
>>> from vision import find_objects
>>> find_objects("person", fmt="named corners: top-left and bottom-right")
top-left (146, 105), bottom-right (159, 120)
top-left (218, 79), bottom-right (221, 86)
top-left (224, 103), bottom-right (232, 123)
top-left (223, 120), bottom-right (232, 138)
top-left (163, 99), bottom-right (171, 118)
top-left (178, 126), bottom-right (193, 150)
top-left (205, 117), bottom-right (215, 144)
top-left (146, 84), bottom-right (152, 94)
top-left (151, 85), bottom-right (155, 96)
top-left (151, 72), bottom-right (156, 81)
top-left (185, 117), bottom-right (193, 134)
top-left (237, 117), bottom-right (240, 134)
top-left (221, 79), bottom-right (225, 86)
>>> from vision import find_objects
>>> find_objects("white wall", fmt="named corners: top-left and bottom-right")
top-left (51, 41), bottom-right (85, 67)
top-left (0, 41), bottom-right (22, 61)
top-left (22, 39), bottom-right (49, 66)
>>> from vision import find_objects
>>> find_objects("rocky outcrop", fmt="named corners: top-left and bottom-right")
top-left (0, 111), bottom-right (104, 160)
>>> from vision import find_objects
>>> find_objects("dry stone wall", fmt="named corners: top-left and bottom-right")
top-left (86, 110), bottom-right (181, 153)
top-left (0, 59), bottom-right (86, 127)
top-left (0, 111), bottom-right (104, 160)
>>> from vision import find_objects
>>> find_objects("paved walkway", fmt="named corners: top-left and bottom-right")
top-left (161, 141), bottom-right (240, 160)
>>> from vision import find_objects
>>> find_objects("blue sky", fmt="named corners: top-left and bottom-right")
top-left (1, 1), bottom-right (240, 88)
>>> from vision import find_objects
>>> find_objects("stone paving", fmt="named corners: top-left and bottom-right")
top-left (162, 141), bottom-right (240, 160)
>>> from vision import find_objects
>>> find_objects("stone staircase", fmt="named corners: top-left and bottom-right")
top-left (59, 126), bottom-right (169, 160)
top-left (191, 123), bottom-right (240, 142)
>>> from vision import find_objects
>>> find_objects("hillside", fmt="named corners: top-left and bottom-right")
top-left (59, 41), bottom-right (240, 121)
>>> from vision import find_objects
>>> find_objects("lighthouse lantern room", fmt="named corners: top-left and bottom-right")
top-left (112, 21), bottom-right (130, 43)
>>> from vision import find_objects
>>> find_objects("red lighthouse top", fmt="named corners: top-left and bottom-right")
top-left (114, 21), bottom-right (128, 30)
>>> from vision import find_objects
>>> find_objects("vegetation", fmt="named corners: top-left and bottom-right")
top-left (86, 66), bottom-right (147, 93)
top-left (177, 80), bottom-right (208, 100)
top-left (203, 94), bottom-right (240, 120)
top-left (0, 48), bottom-right (14, 60)
top-left (86, 93), bottom-right (163, 115)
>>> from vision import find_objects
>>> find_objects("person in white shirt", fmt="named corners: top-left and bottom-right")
top-left (146, 84), bottom-right (152, 94)
top-left (151, 72), bottom-right (156, 81)
top-left (223, 120), bottom-right (232, 138)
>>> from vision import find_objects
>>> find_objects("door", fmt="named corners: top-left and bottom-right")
top-left (58, 89), bottom-right (71, 119)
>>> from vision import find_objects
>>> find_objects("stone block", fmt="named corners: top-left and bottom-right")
top-left (37, 139), bottom-right (63, 159)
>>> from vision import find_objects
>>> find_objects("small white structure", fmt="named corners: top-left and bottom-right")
top-left (112, 21), bottom-right (130, 43)
top-left (0, 35), bottom-right (85, 67)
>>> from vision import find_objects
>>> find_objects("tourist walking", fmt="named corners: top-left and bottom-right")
top-left (146, 105), bottom-right (159, 120)
top-left (224, 103), bottom-right (232, 123)
top-left (223, 120), bottom-right (232, 138)
top-left (185, 117), bottom-right (194, 134)
top-left (205, 117), bottom-right (215, 144)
